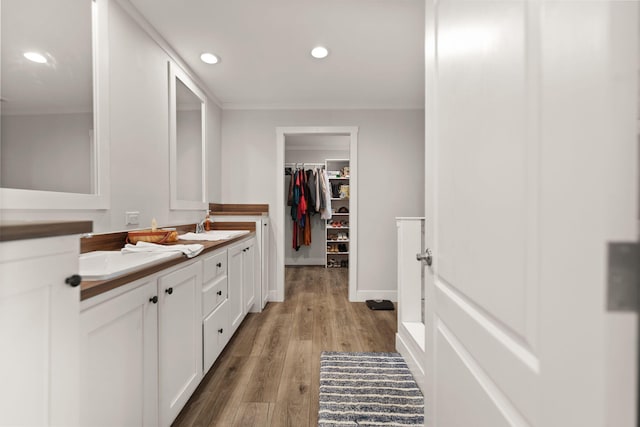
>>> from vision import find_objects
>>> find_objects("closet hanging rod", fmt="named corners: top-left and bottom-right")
top-left (284, 162), bottom-right (325, 168)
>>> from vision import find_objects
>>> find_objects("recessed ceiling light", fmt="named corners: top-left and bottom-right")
top-left (311, 46), bottom-right (329, 59)
top-left (24, 52), bottom-right (47, 64)
top-left (200, 53), bottom-right (219, 64)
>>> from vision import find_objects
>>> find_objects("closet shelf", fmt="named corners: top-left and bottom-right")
top-left (325, 158), bottom-right (350, 269)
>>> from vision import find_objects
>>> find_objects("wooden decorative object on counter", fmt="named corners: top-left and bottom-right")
top-left (126, 229), bottom-right (178, 244)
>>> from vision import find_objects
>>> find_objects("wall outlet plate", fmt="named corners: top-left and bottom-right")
top-left (607, 242), bottom-right (639, 312)
top-left (125, 211), bottom-right (140, 226)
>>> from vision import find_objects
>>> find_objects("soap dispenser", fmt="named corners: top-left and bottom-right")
top-left (204, 210), bottom-right (211, 231)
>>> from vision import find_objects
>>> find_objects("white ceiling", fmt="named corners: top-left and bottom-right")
top-left (128, 0), bottom-right (425, 109)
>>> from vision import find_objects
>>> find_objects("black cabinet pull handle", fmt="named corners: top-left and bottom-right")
top-left (216, 262), bottom-right (222, 268)
top-left (65, 274), bottom-right (82, 287)
top-left (165, 287), bottom-right (173, 295)
top-left (218, 328), bottom-right (224, 334)
top-left (217, 290), bottom-right (222, 296)
top-left (149, 296), bottom-right (158, 304)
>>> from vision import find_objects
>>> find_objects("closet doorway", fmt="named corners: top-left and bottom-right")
top-left (275, 127), bottom-right (358, 302)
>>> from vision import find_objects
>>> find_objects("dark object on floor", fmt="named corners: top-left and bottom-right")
top-left (366, 299), bottom-right (394, 310)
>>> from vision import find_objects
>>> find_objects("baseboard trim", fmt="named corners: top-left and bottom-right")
top-left (268, 289), bottom-right (282, 302)
top-left (396, 332), bottom-right (426, 394)
top-left (285, 257), bottom-right (325, 266)
top-left (354, 290), bottom-right (397, 303)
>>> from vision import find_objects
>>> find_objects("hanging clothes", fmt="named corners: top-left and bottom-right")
top-left (288, 167), bottom-right (315, 250)
top-left (306, 169), bottom-right (316, 212)
top-left (320, 168), bottom-right (332, 220)
top-left (314, 168), bottom-right (321, 212)
top-left (287, 165), bottom-right (331, 250)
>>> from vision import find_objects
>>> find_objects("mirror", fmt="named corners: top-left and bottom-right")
top-left (0, 0), bottom-right (109, 209)
top-left (169, 62), bottom-right (207, 210)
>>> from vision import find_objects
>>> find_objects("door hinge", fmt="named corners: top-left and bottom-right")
top-left (607, 242), bottom-right (640, 312)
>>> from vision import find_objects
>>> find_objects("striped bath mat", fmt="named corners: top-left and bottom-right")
top-left (319, 352), bottom-right (424, 426)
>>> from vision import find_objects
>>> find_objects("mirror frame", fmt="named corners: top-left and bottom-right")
top-left (168, 61), bottom-right (207, 210)
top-left (0, 0), bottom-right (110, 210)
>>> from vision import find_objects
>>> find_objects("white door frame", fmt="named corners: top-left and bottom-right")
top-left (275, 126), bottom-right (359, 301)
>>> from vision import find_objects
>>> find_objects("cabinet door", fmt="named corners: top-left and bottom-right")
top-left (228, 243), bottom-right (244, 335)
top-left (80, 279), bottom-right (158, 427)
top-left (203, 300), bottom-right (230, 373)
top-left (243, 239), bottom-right (256, 314)
top-left (0, 236), bottom-right (80, 427)
top-left (261, 219), bottom-right (270, 309)
top-left (158, 262), bottom-right (202, 427)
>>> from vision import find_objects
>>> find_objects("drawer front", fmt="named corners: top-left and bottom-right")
top-left (203, 250), bottom-right (227, 283)
top-left (203, 300), bottom-right (229, 373)
top-left (202, 275), bottom-right (227, 317)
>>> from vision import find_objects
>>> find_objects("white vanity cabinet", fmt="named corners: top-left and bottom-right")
top-left (213, 215), bottom-right (269, 310)
top-left (0, 233), bottom-right (84, 427)
top-left (78, 234), bottom-right (255, 427)
top-left (227, 236), bottom-right (258, 335)
top-left (80, 278), bottom-right (159, 427)
top-left (80, 260), bottom-right (203, 427)
top-left (158, 261), bottom-right (202, 427)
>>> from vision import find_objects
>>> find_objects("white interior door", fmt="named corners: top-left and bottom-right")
top-left (424, 2), bottom-right (638, 426)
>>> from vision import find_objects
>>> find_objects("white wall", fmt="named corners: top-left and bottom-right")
top-left (221, 109), bottom-right (424, 299)
top-left (0, 0), bottom-right (222, 232)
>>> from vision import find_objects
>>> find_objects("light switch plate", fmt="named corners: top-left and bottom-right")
top-left (125, 211), bottom-right (140, 226)
top-left (607, 242), bottom-right (639, 312)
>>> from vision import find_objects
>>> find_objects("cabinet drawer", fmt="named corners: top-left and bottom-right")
top-left (202, 275), bottom-right (227, 317)
top-left (203, 300), bottom-right (229, 373)
top-left (203, 250), bottom-right (227, 283)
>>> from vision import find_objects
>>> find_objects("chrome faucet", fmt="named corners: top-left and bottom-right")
top-left (195, 211), bottom-right (212, 233)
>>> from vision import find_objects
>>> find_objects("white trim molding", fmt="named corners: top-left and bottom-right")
top-left (275, 126), bottom-right (359, 302)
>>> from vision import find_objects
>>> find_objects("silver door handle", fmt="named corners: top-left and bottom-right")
top-left (416, 248), bottom-right (433, 266)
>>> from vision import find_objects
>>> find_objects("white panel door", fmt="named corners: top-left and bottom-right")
top-left (158, 261), bottom-right (202, 427)
top-left (228, 242), bottom-right (245, 334)
top-left (243, 238), bottom-right (256, 314)
top-left (0, 236), bottom-right (80, 427)
top-left (261, 218), bottom-right (270, 309)
top-left (80, 279), bottom-right (158, 427)
top-left (424, 1), bottom-right (638, 426)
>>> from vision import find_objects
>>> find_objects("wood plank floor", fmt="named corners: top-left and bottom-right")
top-left (172, 266), bottom-right (397, 427)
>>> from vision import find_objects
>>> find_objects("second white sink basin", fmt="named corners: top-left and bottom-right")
top-left (79, 250), bottom-right (180, 281)
top-left (178, 230), bottom-right (250, 241)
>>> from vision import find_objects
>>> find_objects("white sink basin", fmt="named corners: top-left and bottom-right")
top-left (178, 230), bottom-right (250, 241)
top-left (79, 250), bottom-right (180, 281)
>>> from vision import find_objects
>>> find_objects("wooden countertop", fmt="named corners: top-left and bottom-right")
top-left (209, 203), bottom-right (268, 217)
top-left (210, 211), bottom-right (268, 216)
top-left (80, 232), bottom-right (255, 301)
top-left (0, 220), bottom-right (92, 242)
